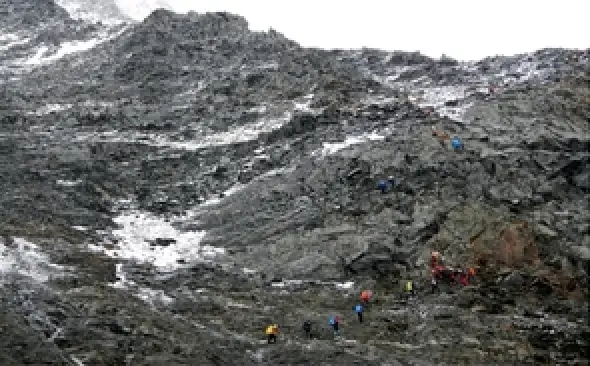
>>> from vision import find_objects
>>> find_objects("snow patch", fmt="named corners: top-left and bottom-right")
top-left (226, 300), bottom-right (251, 309)
top-left (25, 39), bottom-right (101, 65)
top-left (30, 103), bottom-right (74, 116)
top-left (81, 100), bottom-right (116, 108)
top-left (54, 0), bottom-right (129, 24)
top-left (174, 81), bottom-right (207, 102)
top-left (247, 105), bottom-right (268, 114)
top-left (17, 27), bottom-right (127, 68)
top-left (335, 281), bottom-right (355, 289)
top-left (293, 93), bottom-right (315, 112)
top-left (200, 184), bottom-right (247, 207)
top-left (95, 211), bottom-right (224, 271)
top-left (312, 132), bottom-right (385, 157)
top-left (57, 179), bottom-right (82, 187)
top-left (0, 33), bottom-right (20, 42)
top-left (0, 36), bottom-right (30, 52)
top-left (0, 238), bottom-right (63, 283)
top-left (406, 85), bottom-right (472, 121)
top-left (414, 86), bottom-right (468, 108)
top-left (271, 279), bottom-right (304, 288)
top-left (74, 112), bottom-right (296, 151)
top-left (115, 0), bottom-right (174, 21)
top-left (151, 112), bottom-right (293, 150)
top-left (196, 167), bottom-right (295, 209)
top-left (70, 356), bottom-right (85, 366)
top-left (24, 46), bottom-right (50, 65)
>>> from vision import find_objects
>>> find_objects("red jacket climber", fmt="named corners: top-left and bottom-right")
top-left (459, 270), bottom-right (468, 286)
top-left (361, 290), bottom-right (372, 305)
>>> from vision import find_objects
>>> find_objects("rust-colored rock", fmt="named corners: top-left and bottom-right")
top-left (470, 220), bottom-right (540, 268)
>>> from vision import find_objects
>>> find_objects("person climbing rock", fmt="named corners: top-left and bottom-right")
top-left (265, 324), bottom-right (279, 344)
top-left (447, 266), bottom-right (456, 284)
top-left (431, 268), bottom-right (438, 280)
top-left (405, 280), bottom-right (414, 298)
top-left (354, 304), bottom-right (364, 323)
top-left (378, 179), bottom-right (388, 194)
top-left (431, 127), bottom-right (450, 146)
top-left (459, 269), bottom-right (469, 286)
top-left (361, 290), bottom-right (372, 306)
top-left (431, 276), bottom-right (439, 294)
top-left (468, 266), bottom-right (476, 283)
top-left (302, 320), bottom-right (312, 339)
top-left (430, 251), bottom-right (440, 268)
top-left (452, 267), bottom-right (462, 285)
top-left (451, 136), bottom-right (463, 150)
top-left (387, 175), bottom-right (395, 187)
top-left (329, 315), bottom-right (340, 336)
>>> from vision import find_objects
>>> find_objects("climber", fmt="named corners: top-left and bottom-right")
top-left (329, 315), bottom-right (340, 336)
top-left (361, 290), bottom-right (373, 306)
top-left (459, 269), bottom-right (469, 286)
top-left (387, 175), bottom-right (395, 187)
top-left (431, 276), bottom-right (439, 294)
top-left (430, 251), bottom-right (440, 268)
top-left (438, 265), bottom-right (453, 284)
top-left (354, 304), bottom-right (364, 323)
top-left (378, 179), bottom-right (388, 194)
top-left (452, 267), bottom-right (462, 284)
top-left (302, 320), bottom-right (312, 339)
top-left (431, 126), bottom-right (450, 146)
top-left (265, 324), bottom-right (279, 344)
top-left (361, 290), bottom-right (372, 305)
top-left (451, 136), bottom-right (463, 150)
top-left (468, 266), bottom-right (476, 283)
top-left (405, 280), bottom-right (414, 298)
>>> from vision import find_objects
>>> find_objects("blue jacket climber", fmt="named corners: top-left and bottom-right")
top-left (329, 315), bottom-right (340, 335)
top-left (451, 137), bottom-right (463, 150)
top-left (354, 304), bottom-right (364, 323)
top-left (378, 180), bottom-right (388, 193)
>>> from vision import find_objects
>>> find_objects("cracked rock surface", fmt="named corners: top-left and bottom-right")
top-left (1, 2), bottom-right (589, 365)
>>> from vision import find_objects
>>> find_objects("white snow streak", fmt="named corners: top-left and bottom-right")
top-left (0, 238), bottom-right (63, 283)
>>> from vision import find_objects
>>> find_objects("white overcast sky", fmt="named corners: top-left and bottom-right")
top-left (145, 0), bottom-right (590, 61)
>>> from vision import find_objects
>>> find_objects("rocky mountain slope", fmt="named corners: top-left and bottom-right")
top-left (1, 1), bottom-right (589, 365)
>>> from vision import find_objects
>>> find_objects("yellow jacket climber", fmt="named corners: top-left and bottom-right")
top-left (265, 324), bottom-right (279, 344)
top-left (406, 280), bottom-right (414, 293)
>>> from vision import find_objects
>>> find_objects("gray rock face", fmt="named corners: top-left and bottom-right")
top-left (0, 1), bottom-right (589, 364)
